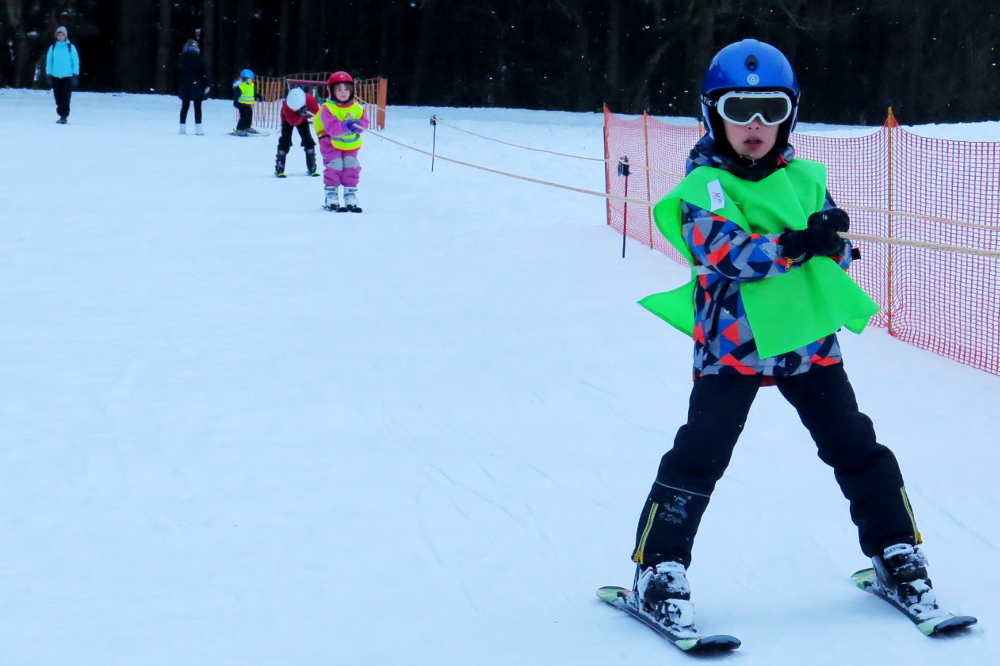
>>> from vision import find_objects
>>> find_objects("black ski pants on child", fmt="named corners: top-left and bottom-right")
top-left (236, 103), bottom-right (253, 130)
top-left (52, 76), bottom-right (73, 118)
top-left (632, 363), bottom-right (919, 569)
top-left (277, 120), bottom-right (316, 152)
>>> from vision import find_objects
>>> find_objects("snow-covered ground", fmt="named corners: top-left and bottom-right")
top-left (0, 89), bottom-right (996, 665)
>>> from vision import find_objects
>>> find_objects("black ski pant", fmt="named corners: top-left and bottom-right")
top-left (277, 120), bottom-right (316, 152)
top-left (180, 99), bottom-right (202, 124)
top-left (236, 103), bottom-right (253, 130)
top-left (52, 77), bottom-right (73, 118)
top-left (632, 363), bottom-right (919, 569)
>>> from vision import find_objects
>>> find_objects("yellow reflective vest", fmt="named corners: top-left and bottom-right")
top-left (238, 80), bottom-right (255, 105)
top-left (314, 100), bottom-right (365, 150)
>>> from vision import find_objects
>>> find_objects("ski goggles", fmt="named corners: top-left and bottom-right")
top-left (714, 91), bottom-right (793, 126)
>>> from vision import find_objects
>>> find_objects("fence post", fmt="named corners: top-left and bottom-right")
top-left (604, 105), bottom-right (611, 229)
top-left (643, 111), bottom-right (654, 249)
top-left (430, 115), bottom-right (438, 172)
top-left (377, 77), bottom-right (388, 130)
top-left (885, 107), bottom-right (899, 336)
top-left (620, 157), bottom-right (631, 258)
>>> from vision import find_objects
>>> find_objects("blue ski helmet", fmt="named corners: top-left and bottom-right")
top-left (240, 69), bottom-right (255, 80)
top-left (700, 40), bottom-right (800, 146)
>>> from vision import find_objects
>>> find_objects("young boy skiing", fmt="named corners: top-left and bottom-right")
top-left (45, 26), bottom-right (80, 124)
top-left (275, 87), bottom-right (320, 177)
top-left (232, 69), bottom-right (261, 136)
top-left (619, 40), bottom-right (972, 642)
top-left (314, 71), bottom-right (369, 212)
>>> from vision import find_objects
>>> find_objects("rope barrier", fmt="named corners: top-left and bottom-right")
top-left (382, 109), bottom-right (688, 176)
top-left (416, 114), bottom-right (1000, 230)
top-left (434, 118), bottom-right (608, 162)
top-left (841, 233), bottom-right (1000, 259)
top-left (839, 204), bottom-right (1000, 232)
top-left (434, 116), bottom-right (688, 177)
top-left (370, 130), bottom-right (1000, 261)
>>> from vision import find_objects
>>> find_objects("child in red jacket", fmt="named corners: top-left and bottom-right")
top-left (275, 87), bottom-right (321, 177)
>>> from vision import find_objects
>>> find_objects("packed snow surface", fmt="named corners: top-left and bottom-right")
top-left (0, 89), bottom-right (996, 665)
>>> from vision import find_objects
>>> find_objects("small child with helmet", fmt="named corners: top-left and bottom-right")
top-left (275, 87), bottom-right (321, 177)
top-left (622, 39), bottom-right (957, 638)
top-left (314, 71), bottom-right (369, 212)
top-left (232, 69), bottom-right (262, 136)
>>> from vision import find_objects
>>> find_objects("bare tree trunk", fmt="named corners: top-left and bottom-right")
top-left (117, 0), bottom-right (156, 91)
top-left (278, 0), bottom-right (290, 74)
top-left (298, 0), bottom-right (313, 72)
top-left (554, 0), bottom-right (591, 111)
top-left (408, 0), bottom-right (438, 105)
top-left (202, 0), bottom-right (216, 88)
top-left (607, 1), bottom-right (620, 110)
top-left (5, 0), bottom-right (32, 87)
top-left (235, 0), bottom-right (253, 74)
top-left (155, 0), bottom-right (173, 93)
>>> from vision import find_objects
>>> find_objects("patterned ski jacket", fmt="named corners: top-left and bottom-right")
top-left (682, 137), bottom-right (853, 380)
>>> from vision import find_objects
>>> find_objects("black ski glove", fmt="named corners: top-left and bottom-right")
top-left (807, 207), bottom-right (850, 234)
top-left (779, 224), bottom-right (844, 259)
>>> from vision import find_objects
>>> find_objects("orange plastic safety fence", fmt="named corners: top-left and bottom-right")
top-left (605, 107), bottom-right (1000, 376)
top-left (243, 74), bottom-right (388, 132)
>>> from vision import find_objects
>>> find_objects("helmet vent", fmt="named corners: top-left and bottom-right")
top-left (745, 54), bottom-right (759, 71)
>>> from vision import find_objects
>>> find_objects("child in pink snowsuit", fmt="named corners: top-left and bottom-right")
top-left (314, 71), bottom-right (370, 212)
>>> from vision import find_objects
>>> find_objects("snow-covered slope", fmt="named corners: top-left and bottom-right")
top-left (0, 89), bottom-right (995, 665)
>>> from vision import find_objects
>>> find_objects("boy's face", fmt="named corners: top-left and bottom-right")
top-left (56, 32), bottom-right (67, 41)
top-left (333, 83), bottom-right (351, 102)
top-left (723, 119), bottom-right (778, 161)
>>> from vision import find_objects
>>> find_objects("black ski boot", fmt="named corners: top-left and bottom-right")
top-left (305, 148), bottom-right (319, 177)
top-left (275, 150), bottom-right (287, 178)
top-left (872, 544), bottom-right (938, 620)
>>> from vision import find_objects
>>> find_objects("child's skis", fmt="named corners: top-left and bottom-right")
top-left (850, 569), bottom-right (977, 636)
top-left (597, 586), bottom-right (740, 655)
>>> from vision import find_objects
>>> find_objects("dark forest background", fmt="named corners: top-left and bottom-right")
top-left (2, 0), bottom-right (999, 125)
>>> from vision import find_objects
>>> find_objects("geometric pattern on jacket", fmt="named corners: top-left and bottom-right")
top-left (680, 141), bottom-right (853, 379)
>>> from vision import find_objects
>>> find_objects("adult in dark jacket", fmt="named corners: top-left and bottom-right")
top-left (177, 39), bottom-right (209, 135)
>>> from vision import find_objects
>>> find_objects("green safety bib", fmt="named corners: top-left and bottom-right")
top-left (639, 159), bottom-right (879, 359)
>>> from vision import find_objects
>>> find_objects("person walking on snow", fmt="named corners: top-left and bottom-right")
top-left (275, 87), bottom-right (320, 177)
top-left (314, 71), bottom-right (368, 212)
top-left (177, 39), bottom-right (209, 135)
top-left (45, 26), bottom-right (80, 124)
top-left (627, 39), bottom-right (943, 634)
top-left (232, 69), bottom-right (262, 136)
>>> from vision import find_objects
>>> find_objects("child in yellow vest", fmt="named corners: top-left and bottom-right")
top-left (232, 69), bottom-right (261, 136)
top-left (314, 71), bottom-right (369, 212)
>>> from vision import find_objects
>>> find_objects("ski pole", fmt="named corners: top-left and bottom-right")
top-left (619, 157), bottom-right (631, 258)
top-left (430, 115), bottom-right (438, 172)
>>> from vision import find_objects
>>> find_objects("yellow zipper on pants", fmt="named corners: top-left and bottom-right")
top-left (632, 502), bottom-right (659, 565)
top-left (900, 486), bottom-right (923, 545)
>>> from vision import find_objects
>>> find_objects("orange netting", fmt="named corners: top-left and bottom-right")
top-left (244, 74), bottom-right (388, 132)
top-left (605, 107), bottom-right (1000, 376)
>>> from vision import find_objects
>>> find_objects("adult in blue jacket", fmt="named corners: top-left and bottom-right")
top-left (45, 26), bottom-right (80, 124)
